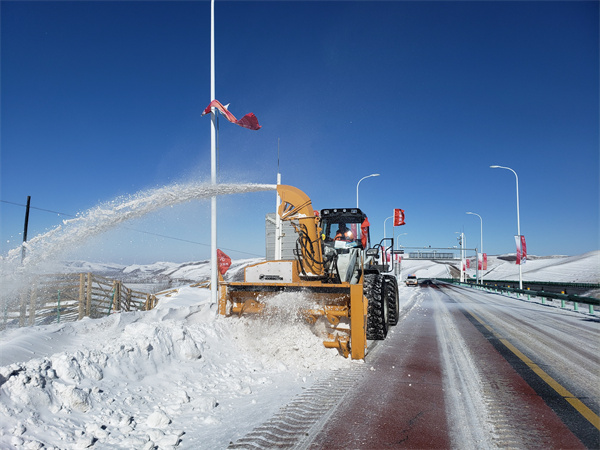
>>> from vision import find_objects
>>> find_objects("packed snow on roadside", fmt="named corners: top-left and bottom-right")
top-left (0, 252), bottom-right (597, 449)
top-left (0, 285), bottom-right (355, 449)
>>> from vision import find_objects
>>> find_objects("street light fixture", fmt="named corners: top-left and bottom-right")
top-left (466, 212), bottom-right (483, 284)
top-left (356, 174), bottom-right (380, 208)
top-left (490, 165), bottom-right (522, 289)
top-left (455, 231), bottom-right (465, 283)
top-left (383, 216), bottom-right (393, 239)
top-left (396, 232), bottom-right (408, 250)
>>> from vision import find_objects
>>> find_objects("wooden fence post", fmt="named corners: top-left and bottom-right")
top-left (126, 287), bottom-right (131, 311)
top-left (113, 280), bottom-right (121, 312)
top-left (78, 273), bottom-right (85, 320)
top-left (86, 273), bottom-right (92, 317)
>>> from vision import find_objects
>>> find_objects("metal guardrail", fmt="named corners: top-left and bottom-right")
top-left (436, 278), bottom-right (599, 314)
top-left (466, 279), bottom-right (600, 296)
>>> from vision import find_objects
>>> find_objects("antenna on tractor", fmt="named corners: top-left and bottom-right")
top-left (275, 138), bottom-right (282, 260)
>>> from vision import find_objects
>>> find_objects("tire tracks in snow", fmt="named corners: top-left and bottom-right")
top-left (431, 287), bottom-right (548, 448)
top-left (431, 288), bottom-right (497, 449)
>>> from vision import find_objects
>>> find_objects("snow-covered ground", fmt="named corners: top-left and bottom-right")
top-left (0, 286), bottom-right (356, 449)
top-left (0, 252), bottom-right (597, 449)
top-left (399, 250), bottom-right (599, 284)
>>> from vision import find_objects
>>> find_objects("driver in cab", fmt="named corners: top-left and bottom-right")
top-left (334, 225), bottom-right (354, 241)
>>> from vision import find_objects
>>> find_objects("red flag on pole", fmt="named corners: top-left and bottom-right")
top-left (483, 253), bottom-right (488, 270)
top-left (477, 253), bottom-right (483, 270)
top-left (202, 99), bottom-right (261, 130)
top-left (515, 235), bottom-right (527, 265)
top-left (217, 249), bottom-right (232, 275)
top-left (393, 209), bottom-right (405, 226)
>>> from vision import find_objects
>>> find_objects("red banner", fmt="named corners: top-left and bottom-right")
top-left (202, 99), bottom-right (261, 130)
top-left (393, 209), bottom-right (405, 226)
top-left (217, 249), bottom-right (232, 275)
top-left (466, 259), bottom-right (471, 269)
top-left (515, 235), bottom-right (527, 265)
top-left (478, 253), bottom-right (483, 270)
top-left (483, 253), bottom-right (488, 270)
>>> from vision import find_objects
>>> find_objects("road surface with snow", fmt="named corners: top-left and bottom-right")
top-left (233, 283), bottom-right (599, 449)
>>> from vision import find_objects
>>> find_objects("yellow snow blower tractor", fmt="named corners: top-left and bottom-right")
top-left (218, 185), bottom-right (399, 359)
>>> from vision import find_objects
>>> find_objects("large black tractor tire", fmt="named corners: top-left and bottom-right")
top-left (365, 273), bottom-right (389, 340)
top-left (384, 275), bottom-right (400, 326)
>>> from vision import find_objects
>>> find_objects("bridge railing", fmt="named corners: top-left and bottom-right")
top-left (436, 278), bottom-right (600, 314)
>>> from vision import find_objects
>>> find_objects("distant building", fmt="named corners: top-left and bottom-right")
top-left (265, 213), bottom-right (297, 260)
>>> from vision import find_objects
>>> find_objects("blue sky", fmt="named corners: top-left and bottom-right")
top-left (1, 1), bottom-right (598, 264)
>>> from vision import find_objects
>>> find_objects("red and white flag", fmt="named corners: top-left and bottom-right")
top-left (477, 253), bottom-right (483, 270)
top-left (515, 235), bottom-right (527, 265)
top-left (217, 249), bottom-right (232, 275)
top-left (202, 99), bottom-right (261, 130)
top-left (483, 253), bottom-right (488, 270)
top-left (393, 209), bottom-right (405, 226)
top-left (466, 258), bottom-right (471, 269)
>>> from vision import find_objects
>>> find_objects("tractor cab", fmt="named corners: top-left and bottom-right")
top-left (320, 208), bottom-right (370, 249)
top-left (319, 208), bottom-right (371, 283)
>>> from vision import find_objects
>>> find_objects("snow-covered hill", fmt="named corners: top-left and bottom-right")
top-left (60, 251), bottom-right (599, 288)
top-left (398, 250), bottom-right (599, 284)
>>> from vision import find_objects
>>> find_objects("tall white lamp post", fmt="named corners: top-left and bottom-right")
top-left (383, 215), bottom-right (393, 267)
top-left (383, 216), bottom-right (393, 239)
top-left (396, 232), bottom-right (407, 250)
top-left (210, 0), bottom-right (218, 304)
top-left (455, 231), bottom-right (465, 282)
top-left (356, 174), bottom-right (379, 208)
top-left (395, 232), bottom-right (407, 277)
top-left (466, 212), bottom-right (483, 284)
top-left (490, 165), bottom-right (522, 289)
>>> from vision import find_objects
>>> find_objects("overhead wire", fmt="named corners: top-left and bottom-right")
top-left (0, 199), bottom-right (263, 258)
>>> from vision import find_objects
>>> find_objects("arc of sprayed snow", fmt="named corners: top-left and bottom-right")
top-left (4, 182), bottom-right (277, 270)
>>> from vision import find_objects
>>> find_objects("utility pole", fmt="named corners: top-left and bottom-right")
top-left (21, 196), bottom-right (31, 264)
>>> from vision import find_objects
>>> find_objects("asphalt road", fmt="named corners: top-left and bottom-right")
top-left (306, 283), bottom-right (599, 449)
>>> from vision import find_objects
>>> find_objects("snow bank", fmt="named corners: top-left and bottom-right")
top-left (0, 286), bottom-right (352, 449)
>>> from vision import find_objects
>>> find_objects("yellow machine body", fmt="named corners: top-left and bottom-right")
top-left (218, 185), bottom-right (369, 360)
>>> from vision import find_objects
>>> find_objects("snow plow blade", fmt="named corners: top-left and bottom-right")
top-left (219, 278), bottom-right (367, 360)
